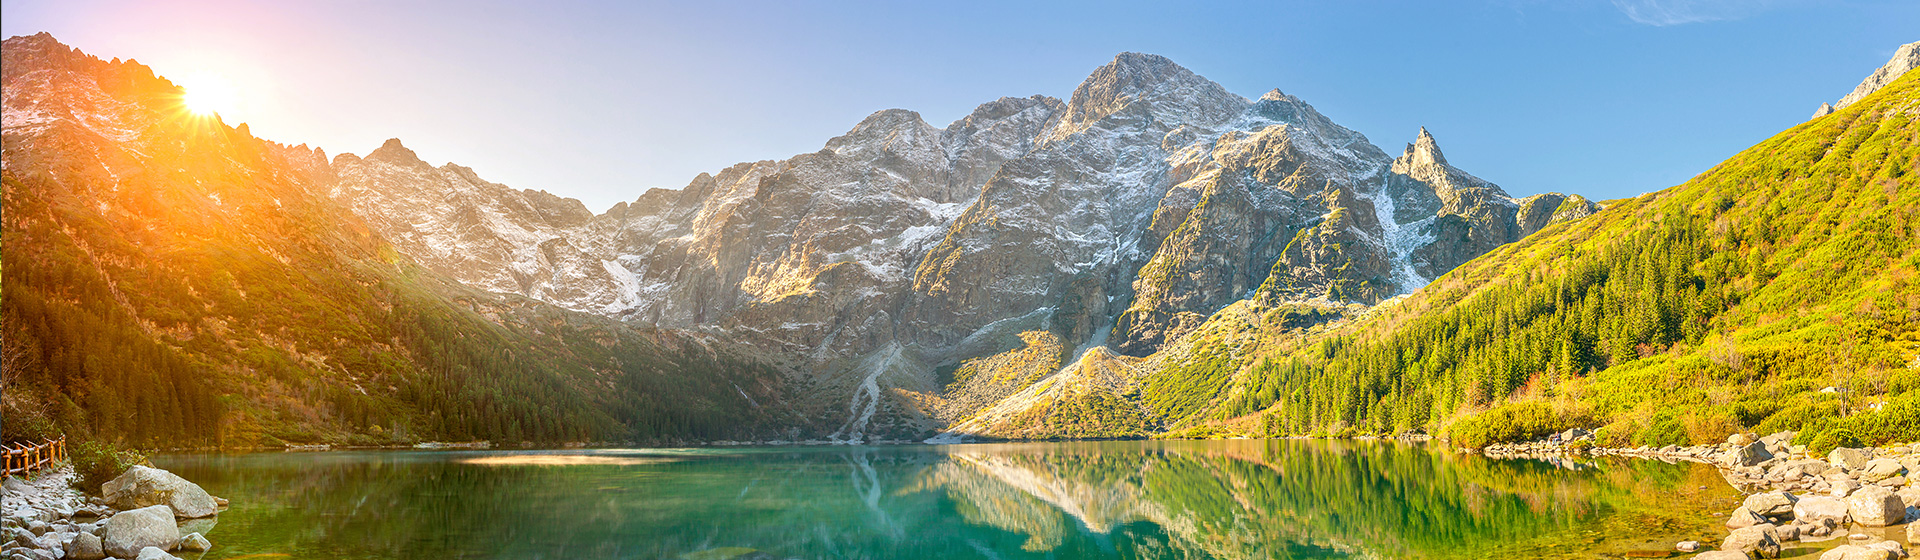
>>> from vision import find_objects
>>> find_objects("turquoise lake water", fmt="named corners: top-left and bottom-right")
top-left (152, 439), bottom-right (1752, 559)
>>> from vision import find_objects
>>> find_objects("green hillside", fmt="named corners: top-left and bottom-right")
top-left (0, 52), bottom-right (797, 448)
top-left (1193, 69), bottom-right (1920, 446)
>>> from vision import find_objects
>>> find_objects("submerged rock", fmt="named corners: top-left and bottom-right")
top-left (174, 532), bottom-right (210, 552)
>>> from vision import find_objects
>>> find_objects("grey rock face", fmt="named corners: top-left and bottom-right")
top-left (103, 467), bottom-right (217, 519)
top-left (101, 506), bottom-right (177, 559)
top-left (1816, 41), bottom-right (1920, 118)
top-left (321, 52), bottom-right (1597, 436)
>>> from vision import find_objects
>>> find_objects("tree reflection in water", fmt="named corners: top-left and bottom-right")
top-left (156, 440), bottom-right (1739, 559)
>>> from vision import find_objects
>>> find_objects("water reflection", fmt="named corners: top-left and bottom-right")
top-left (154, 440), bottom-right (1740, 560)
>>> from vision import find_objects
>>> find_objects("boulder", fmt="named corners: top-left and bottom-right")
top-left (1832, 448), bottom-right (1875, 470)
top-left (1820, 545), bottom-right (1897, 560)
top-left (1833, 478), bottom-right (1861, 497)
top-left (1696, 552), bottom-right (1749, 560)
top-left (102, 467), bottom-right (218, 519)
top-left (1796, 495), bottom-right (1854, 525)
top-left (1677, 540), bottom-right (1700, 552)
top-left (1729, 441), bottom-right (1776, 467)
top-left (67, 532), bottom-right (104, 560)
top-left (134, 548), bottom-right (180, 560)
top-left (1745, 491), bottom-right (1799, 518)
top-left (1723, 524), bottom-right (1782, 559)
top-left (1909, 520), bottom-right (1919, 544)
top-left (100, 506), bottom-right (178, 559)
top-left (1848, 486), bottom-right (1908, 527)
top-left (1727, 506), bottom-right (1772, 528)
top-left (1865, 459), bottom-right (1909, 482)
top-left (173, 532), bottom-right (209, 552)
top-left (1774, 523), bottom-right (1802, 541)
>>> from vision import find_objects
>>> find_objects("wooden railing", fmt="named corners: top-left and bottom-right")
top-left (3, 436), bottom-right (66, 477)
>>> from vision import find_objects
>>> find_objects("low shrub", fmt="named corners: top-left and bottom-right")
top-left (1837, 394), bottom-right (1919, 446)
top-left (1445, 401), bottom-right (1581, 449)
top-left (1806, 428), bottom-right (1863, 456)
top-left (1757, 401), bottom-right (1844, 436)
top-left (68, 440), bottom-right (147, 494)
top-left (1633, 413), bottom-right (1689, 448)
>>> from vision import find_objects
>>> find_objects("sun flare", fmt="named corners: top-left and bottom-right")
top-left (177, 72), bottom-right (237, 116)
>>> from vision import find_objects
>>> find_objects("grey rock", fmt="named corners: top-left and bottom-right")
top-left (1677, 540), bottom-right (1700, 552)
top-left (1727, 505), bottom-right (1771, 528)
top-left (22, 523), bottom-right (45, 538)
top-left (100, 506), bottom-right (178, 559)
top-left (1722, 524), bottom-right (1781, 559)
top-left (1796, 495), bottom-right (1853, 525)
top-left (1729, 441), bottom-right (1775, 467)
top-left (133, 548), bottom-right (179, 560)
top-left (1695, 552), bottom-right (1748, 560)
top-left (1820, 545), bottom-right (1897, 560)
top-left (1833, 448), bottom-right (1875, 470)
top-left (66, 532), bottom-right (103, 560)
top-left (1864, 458), bottom-right (1908, 482)
top-left (102, 466), bottom-right (218, 519)
top-left (172, 532), bottom-right (208, 552)
top-left (1744, 491), bottom-right (1799, 518)
top-left (1847, 485), bottom-right (1908, 527)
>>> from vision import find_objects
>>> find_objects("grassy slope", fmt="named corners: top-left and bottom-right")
top-left (958, 69), bottom-right (1919, 444)
top-left (1213, 68), bottom-right (1920, 445)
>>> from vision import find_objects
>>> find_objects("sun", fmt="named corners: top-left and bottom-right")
top-left (177, 72), bottom-right (237, 116)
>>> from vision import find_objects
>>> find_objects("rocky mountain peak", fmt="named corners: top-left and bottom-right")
top-left (364, 138), bottom-right (429, 168)
top-left (826, 108), bottom-right (938, 153)
top-left (1057, 52), bottom-right (1247, 137)
top-left (1814, 40), bottom-right (1920, 118)
top-left (1404, 127), bottom-right (1446, 168)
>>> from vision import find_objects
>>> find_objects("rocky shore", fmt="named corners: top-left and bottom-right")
top-left (1486, 430), bottom-right (1920, 559)
top-left (2, 466), bottom-right (225, 560)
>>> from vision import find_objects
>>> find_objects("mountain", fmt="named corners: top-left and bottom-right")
top-left (0, 33), bottom-right (802, 447)
top-left (1812, 41), bottom-right (1920, 118)
top-left (326, 52), bottom-right (1594, 442)
top-left (1075, 56), bottom-right (1917, 446)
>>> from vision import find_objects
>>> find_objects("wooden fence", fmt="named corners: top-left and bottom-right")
top-left (3, 436), bottom-right (66, 477)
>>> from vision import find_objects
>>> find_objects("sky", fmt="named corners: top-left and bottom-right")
top-left (3, 0), bottom-right (1916, 212)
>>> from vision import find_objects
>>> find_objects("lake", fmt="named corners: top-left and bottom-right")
top-left (153, 439), bottom-right (1747, 559)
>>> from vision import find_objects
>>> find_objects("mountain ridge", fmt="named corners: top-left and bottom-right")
top-left (317, 50), bottom-right (1597, 441)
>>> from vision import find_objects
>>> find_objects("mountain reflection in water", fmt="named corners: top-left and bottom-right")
top-left (154, 439), bottom-right (1740, 559)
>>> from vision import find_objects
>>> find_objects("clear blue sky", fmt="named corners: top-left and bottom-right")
top-left (4, 0), bottom-right (1915, 211)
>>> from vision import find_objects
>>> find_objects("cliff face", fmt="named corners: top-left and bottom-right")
top-left (318, 52), bottom-right (1592, 441)
top-left (311, 52), bottom-right (1591, 442)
